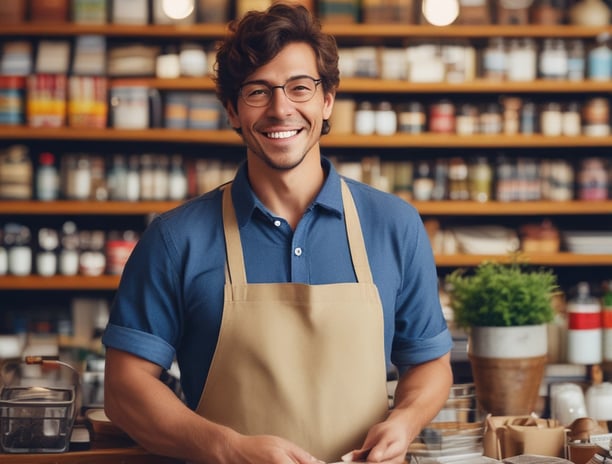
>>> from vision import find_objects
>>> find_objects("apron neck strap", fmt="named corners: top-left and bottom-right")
top-left (222, 179), bottom-right (374, 285)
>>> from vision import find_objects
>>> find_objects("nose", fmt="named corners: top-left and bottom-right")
top-left (267, 86), bottom-right (294, 115)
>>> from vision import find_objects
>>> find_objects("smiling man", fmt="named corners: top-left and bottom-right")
top-left (102, 4), bottom-right (453, 464)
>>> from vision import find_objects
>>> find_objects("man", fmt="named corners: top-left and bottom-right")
top-left (103, 4), bottom-right (453, 463)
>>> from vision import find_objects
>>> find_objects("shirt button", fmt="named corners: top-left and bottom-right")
top-left (294, 247), bottom-right (302, 256)
top-left (273, 219), bottom-right (281, 227)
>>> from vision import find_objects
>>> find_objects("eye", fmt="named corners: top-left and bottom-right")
top-left (244, 86), bottom-right (269, 98)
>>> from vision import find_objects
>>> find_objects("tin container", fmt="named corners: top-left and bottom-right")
top-left (0, 76), bottom-right (25, 126)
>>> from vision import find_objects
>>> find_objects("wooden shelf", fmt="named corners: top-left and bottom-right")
top-left (0, 275), bottom-right (120, 290)
top-left (435, 253), bottom-right (612, 267)
top-left (0, 200), bottom-right (181, 215)
top-left (1, 252), bottom-right (611, 290)
top-left (2, 126), bottom-right (612, 148)
top-left (0, 23), bottom-right (609, 39)
top-left (413, 200), bottom-right (612, 216)
top-left (0, 200), bottom-right (609, 216)
top-left (110, 76), bottom-right (612, 93)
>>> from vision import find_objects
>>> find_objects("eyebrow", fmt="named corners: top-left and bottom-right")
top-left (240, 74), bottom-right (318, 86)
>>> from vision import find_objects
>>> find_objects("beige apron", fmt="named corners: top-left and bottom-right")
top-left (195, 180), bottom-right (389, 462)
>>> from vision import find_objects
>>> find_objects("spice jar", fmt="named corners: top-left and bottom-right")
top-left (429, 100), bottom-right (455, 133)
top-left (479, 102), bottom-right (503, 134)
top-left (448, 157), bottom-right (469, 200)
top-left (583, 97), bottom-right (610, 136)
top-left (578, 157), bottom-right (608, 200)
top-left (520, 101), bottom-right (538, 134)
top-left (455, 103), bottom-right (479, 135)
top-left (375, 101), bottom-right (397, 135)
top-left (539, 39), bottom-right (568, 80)
top-left (540, 102), bottom-right (563, 136)
top-left (507, 39), bottom-right (537, 82)
top-left (502, 97), bottom-right (522, 135)
top-left (562, 101), bottom-right (582, 136)
top-left (397, 102), bottom-right (425, 134)
top-left (482, 37), bottom-right (507, 80)
top-left (354, 101), bottom-right (376, 135)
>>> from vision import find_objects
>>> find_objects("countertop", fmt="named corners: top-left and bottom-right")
top-left (1, 446), bottom-right (183, 464)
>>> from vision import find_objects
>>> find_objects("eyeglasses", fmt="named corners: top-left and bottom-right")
top-left (239, 76), bottom-right (322, 107)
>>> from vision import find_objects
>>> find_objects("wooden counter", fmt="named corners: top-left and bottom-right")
top-left (1, 446), bottom-right (183, 464)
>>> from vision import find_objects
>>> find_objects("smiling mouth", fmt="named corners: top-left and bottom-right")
top-left (264, 129), bottom-right (300, 139)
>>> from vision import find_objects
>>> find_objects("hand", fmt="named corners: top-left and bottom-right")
top-left (343, 417), bottom-right (412, 464)
top-left (225, 433), bottom-right (324, 464)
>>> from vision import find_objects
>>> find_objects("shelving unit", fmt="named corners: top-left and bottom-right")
top-left (0, 21), bottom-right (611, 295)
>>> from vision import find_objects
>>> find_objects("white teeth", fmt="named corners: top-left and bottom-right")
top-left (266, 130), bottom-right (298, 139)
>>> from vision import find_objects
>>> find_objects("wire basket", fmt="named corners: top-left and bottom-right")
top-left (0, 356), bottom-right (79, 453)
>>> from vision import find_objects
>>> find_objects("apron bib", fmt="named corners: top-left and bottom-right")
top-left (195, 180), bottom-right (389, 462)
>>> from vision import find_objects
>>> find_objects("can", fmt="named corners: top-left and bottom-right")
top-left (0, 77), bottom-right (25, 126)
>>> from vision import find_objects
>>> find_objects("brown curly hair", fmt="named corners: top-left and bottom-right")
top-left (213, 3), bottom-right (340, 135)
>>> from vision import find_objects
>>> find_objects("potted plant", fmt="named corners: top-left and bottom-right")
top-left (445, 260), bottom-right (559, 416)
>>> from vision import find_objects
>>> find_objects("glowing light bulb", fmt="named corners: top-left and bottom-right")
top-left (162, 0), bottom-right (195, 20)
top-left (422, 0), bottom-right (460, 26)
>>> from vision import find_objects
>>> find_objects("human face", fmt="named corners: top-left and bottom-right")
top-left (226, 42), bottom-right (335, 171)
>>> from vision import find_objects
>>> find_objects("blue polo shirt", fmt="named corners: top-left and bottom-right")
top-left (103, 157), bottom-right (452, 409)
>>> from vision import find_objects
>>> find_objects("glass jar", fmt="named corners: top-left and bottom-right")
top-left (482, 37), bottom-right (507, 80)
top-left (507, 38), bottom-right (537, 81)
top-left (562, 101), bottom-right (582, 136)
top-left (455, 103), bottom-right (479, 135)
top-left (354, 101), bottom-right (376, 135)
top-left (540, 102), bottom-right (563, 136)
top-left (429, 100), bottom-right (456, 133)
top-left (479, 102), bottom-right (503, 134)
top-left (539, 38), bottom-right (568, 80)
top-left (398, 102), bottom-right (426, 134)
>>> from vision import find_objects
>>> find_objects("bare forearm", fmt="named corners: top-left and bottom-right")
top-left (390, 353), bottom-right (453, 442)
top-left (104, 349), bottom-right (233, 464)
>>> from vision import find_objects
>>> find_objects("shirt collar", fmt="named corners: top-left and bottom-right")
top-left (230, 157), bottom-right (344, 228)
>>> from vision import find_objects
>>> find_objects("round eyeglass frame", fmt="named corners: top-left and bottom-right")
top-left (238, 76), bottom-right (322, 107)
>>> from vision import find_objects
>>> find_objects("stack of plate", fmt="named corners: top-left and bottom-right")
top-left (563, 231), bottom-right (612, 254)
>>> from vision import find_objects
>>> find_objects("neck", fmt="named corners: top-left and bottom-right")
top-left (247, 155), bottom-right (325, 230)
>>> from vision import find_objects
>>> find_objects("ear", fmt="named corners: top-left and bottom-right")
top-left (322, 90), bottom-right (335, 121)
top-left (226, 102), bottom-right (240, 129)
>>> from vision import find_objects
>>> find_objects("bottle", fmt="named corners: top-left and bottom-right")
top-left (567, 282), bottom-right (602, 365)
top-left (539, 38), bottom-right (568, 80)
top-left (126, 155), bottom-right (141, 201)
top-left (5, 223), bottom-right (32, 276)
top-left (108, 154), bottom-right (128, 201)
top-left (412, 161), bottom-right (434, 201)
top-left (36, 227), bottom-right (59, 277)
top-left (567, 39), bottom-right (586, 81)
top-left (447, 157), bottom-right (469, 200)
top-left (468, 156), bottom-right (492, 202)
top-left (59, 221), bottom-right (80, 276)
top-left (588, 33), bottom-right (612, 81)
top-left (168, 154), bottom-right (188, 201)
top-left (36, 152), bottom-right (59, 201)
top-left (602, 281), bottom-right (612, 361)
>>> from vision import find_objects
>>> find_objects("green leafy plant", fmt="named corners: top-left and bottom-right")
top-left (445, 261), bottom-right (558, 328)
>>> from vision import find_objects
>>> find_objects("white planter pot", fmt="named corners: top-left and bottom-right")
top-left (469, 324), bottom-right (548, 359)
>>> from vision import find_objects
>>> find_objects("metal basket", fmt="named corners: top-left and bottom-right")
top-left (0, 356), bottom-right (79, 453)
